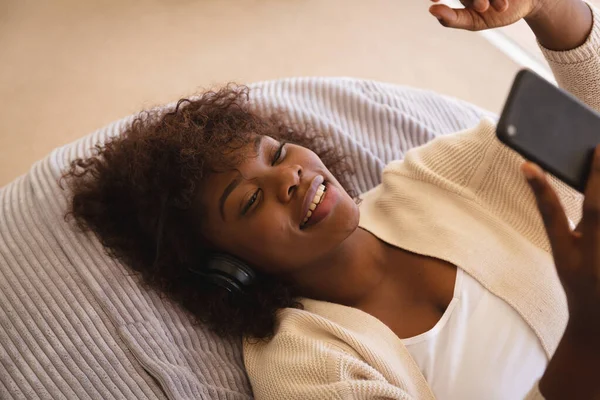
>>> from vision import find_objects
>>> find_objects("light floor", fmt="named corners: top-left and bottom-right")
top-left (0, 0), bottom-right (523, 186)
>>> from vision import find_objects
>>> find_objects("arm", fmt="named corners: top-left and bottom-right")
top-left (521, 0), bottom-right (600, 224)
top-left (520, 146), bottom-right (600, 399)
top-left (425, 2), bottom-right (600, 398)
top-left (524, 7), bottom-right (600, 397)
top-left (527, 0), bottom-right (600, 113)
top-left (430, 0), bottom-right (599, 112)
top-left (509, 5), bottom-right (600, 396)
top-left (424, 0), bottom-right (600, 224)
top-left (525, 0), bottom-right (593, 51)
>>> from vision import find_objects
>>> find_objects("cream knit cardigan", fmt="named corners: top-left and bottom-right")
top-left (244, 4), bottom-right (600, 399)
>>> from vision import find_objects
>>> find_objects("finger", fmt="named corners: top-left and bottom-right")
top-left (463, 0), bottom-right (508, 13)
top-left (490, 0), bottom-right (509, 12)
top-left (473, 0), bottom-right (490, 13)
top-left (573, 218), bottom-right (583, 238)
top-left (580, 144), bottom-right (600, 252)
top-left (522, 162), bottom-right (574, 265)
top-left (458, 0), bottom-right (490, 13)
top-left (429, 4), bottom-right (482, 30)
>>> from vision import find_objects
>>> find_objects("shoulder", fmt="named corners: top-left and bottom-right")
top-left (359, 118), bottom-right (499, 206)
top-left (242, 303), bottom-right (431, 400)
top-left (242, 306), bottom-right (357, 400)
top-left (243, 305), bottom-right (363, 362)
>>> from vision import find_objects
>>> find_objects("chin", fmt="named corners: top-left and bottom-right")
top-left (347, 205), bottom-right (360, 233)
top-left (335, 202), bottom-right (360, 239)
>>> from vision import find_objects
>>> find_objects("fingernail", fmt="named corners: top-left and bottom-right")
top-left (523, 168), bottom-right (536, 180)
top-left (531, 163), bottom-right (543, 176)
top-left (523, 163), bottom-right (542, 180)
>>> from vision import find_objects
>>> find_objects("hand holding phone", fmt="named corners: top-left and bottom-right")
top-left (501, 69), bottom-right (600, 399)
top-left (520, 137), bottom-right (600, 400)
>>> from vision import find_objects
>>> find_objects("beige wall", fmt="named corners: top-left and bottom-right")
top-left (0, 0), bottom-right (520, 187)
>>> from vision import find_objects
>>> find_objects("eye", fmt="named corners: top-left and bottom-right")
top-left (242, 190), bottom-right (261, 215)
top-left (271, 142), bottom-right (287, 166)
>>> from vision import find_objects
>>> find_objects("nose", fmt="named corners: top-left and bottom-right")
top-left (274, 164), bottom-right (302, 203)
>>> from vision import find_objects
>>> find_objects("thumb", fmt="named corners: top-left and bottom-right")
top-left (574, 218), bottom-right (583, 238)
top-left (522, 162), bottom-right (575, 267)
top-left (430, 4), bottom-right (480, 31)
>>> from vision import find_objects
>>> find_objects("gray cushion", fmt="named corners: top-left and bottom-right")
top-left (0, 77), bottom-right (495, 399)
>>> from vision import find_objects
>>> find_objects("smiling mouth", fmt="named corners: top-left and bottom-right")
top-left (300, 183), bottom-right (327, 227)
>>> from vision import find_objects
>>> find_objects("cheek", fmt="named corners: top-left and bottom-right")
top-left (222, 212), bottom-right (295, 263)
top-left (249, 217), bottom-right (289, 245)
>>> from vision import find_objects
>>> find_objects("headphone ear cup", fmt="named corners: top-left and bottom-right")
top-left (189, 253), bottom-right (256, 294)
top-left (235, 262), bottom-right (256, 282)
top-left (205, 272), bottom-right (243, 293)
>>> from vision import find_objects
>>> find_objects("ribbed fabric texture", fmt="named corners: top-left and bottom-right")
top-left (0, 61), bottom-right (493, 400)
top-left (244, 3), bottom-right (599, 400)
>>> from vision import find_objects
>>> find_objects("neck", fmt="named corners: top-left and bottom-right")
top-left (286, 227), bottom-right (393, 307)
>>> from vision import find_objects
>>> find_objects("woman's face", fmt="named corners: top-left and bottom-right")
top-left (196, 135), bottom-right (360, 276)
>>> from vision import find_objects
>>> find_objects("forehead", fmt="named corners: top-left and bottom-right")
top-left (193, 134), bottom-right (272, 214)
top-left (207, 134), bottom-right (270, 177)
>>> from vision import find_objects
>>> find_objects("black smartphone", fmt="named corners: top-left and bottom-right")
top-left (496, 69), bottom-right (600, 193)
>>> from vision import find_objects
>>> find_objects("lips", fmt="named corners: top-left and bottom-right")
top-left (299, 175), bottom-right (324, 227)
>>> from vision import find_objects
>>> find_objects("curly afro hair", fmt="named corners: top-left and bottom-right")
top-left (62, 84), bottom-right (357, 340)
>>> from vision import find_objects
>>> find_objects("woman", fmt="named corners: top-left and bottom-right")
top-left (64, 0), bottom-right (600, 398)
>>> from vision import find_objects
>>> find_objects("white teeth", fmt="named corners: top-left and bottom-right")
top-left (302, 184), bottom-right (327, 226)
top-left (302, 210), bottom-right (313, 225)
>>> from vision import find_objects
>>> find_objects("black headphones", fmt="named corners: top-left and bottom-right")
top-left (153, 195), bottom-right (256, 294)
top-left (188, 253), bottom-right (257, 294)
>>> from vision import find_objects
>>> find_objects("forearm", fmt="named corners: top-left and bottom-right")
top-left (525, 0), bottom-right (593, 51)
top-left (524, 0), bottom-right (600, 113)
top-left (538, 324), bottom-right (600, 399)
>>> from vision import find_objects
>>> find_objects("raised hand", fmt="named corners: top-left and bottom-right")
top-left (429, 0), bottom-right (549, 31)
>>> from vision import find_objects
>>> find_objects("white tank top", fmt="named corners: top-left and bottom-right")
top-left (401, 268), bottom-right (548, 399)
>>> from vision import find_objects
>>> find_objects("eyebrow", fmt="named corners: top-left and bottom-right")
top-left (218, 136), bottom-right (265, 221)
